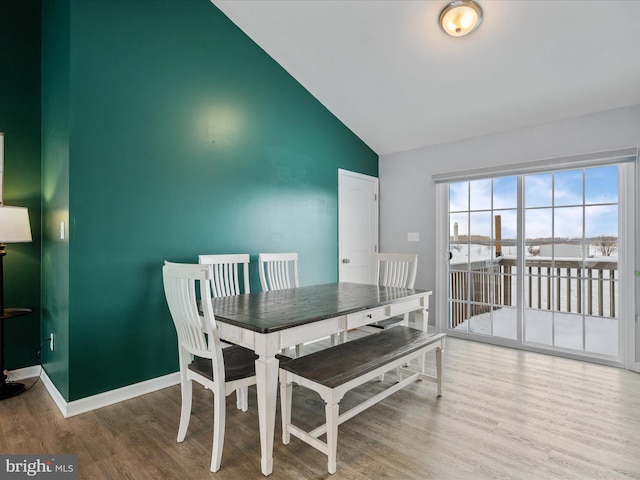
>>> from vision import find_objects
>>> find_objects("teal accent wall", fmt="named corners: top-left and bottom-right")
top-left (41, 0), bottom-right (71, 398)
top-left (0, 1), bottom-right (42, 370)
top-left (41, 0), bottom-right (378, 401)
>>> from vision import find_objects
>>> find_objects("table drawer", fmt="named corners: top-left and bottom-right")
top-left (346, 306), bottom-right (391, 329)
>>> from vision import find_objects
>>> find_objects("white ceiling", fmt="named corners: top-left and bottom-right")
top-left (212, 1), bottom-right (640, 156)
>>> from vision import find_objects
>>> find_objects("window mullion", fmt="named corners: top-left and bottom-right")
top-left (517, 175), bottom-right (525, 343)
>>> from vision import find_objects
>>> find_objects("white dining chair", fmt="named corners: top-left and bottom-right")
top-left (258, 252), bottom-right (305, 357)
top-left (258, 252), bottom-right (299, 291)
top-left (369, 252), bottom-right (418, 329)
top-left (367, 253), bottom-right (418, 380)
top-left (162, 261), bottom-right (258, 473)
top-left (198, 253), bottom-right (252, 410)
top-left (376, 252), bottom-right (418, 289)
top-left (198, 253), bottom-right (250, 297)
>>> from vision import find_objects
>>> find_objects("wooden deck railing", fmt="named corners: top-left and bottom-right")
top-left (449, 256), bottom-right (618, 328)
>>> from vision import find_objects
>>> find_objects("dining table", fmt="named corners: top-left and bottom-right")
top-left (210, 281), bottom-right (432, 476)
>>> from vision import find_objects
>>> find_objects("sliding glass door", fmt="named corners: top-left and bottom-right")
top-left (445, 164), bottom-right (626, 363)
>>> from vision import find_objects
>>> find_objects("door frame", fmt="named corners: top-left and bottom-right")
top-left (338, 169), bottom-right (379, 283)
top-left (628, 159), bottom-right (640, 372)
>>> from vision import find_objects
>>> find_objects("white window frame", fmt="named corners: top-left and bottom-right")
top-left (434, 147), bottom-right (638, 370)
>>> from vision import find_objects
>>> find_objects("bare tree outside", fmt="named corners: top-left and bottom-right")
top-left (596, 235), bottom-right (617, 256)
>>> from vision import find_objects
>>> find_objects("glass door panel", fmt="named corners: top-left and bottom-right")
top-left (522, 167), bottom-right (619, 358)
top-left (448, 176), bottom-right (518, 340)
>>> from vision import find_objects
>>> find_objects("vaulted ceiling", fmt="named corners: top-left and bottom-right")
top-left (213, 1), bottom-right (640, 156)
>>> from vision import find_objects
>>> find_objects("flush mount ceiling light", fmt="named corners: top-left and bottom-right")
top-left (439, 0), bottom-right (483, 37)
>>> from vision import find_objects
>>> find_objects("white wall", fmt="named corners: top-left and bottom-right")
top-left (378, 104), bottom-right (640, 320)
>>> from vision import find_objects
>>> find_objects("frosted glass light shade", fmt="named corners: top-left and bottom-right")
top-left (0, 206), bottom-right (32, 243)
top-left (440, 0), bottom-right (483, 37)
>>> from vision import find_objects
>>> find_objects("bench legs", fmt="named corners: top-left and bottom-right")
top-left (279, 334), bottom-right (445, 474)
top-left (325, 401), bottom-right (339, 474)
top-left (279, 369), bottom-right (440, 475)
top-left (436, 345), bottom-right (443, 397)
top-left (280, 373), bottom-right (341, 475)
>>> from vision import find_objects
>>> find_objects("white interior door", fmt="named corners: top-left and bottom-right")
top-left (338, 169), bottom-right (378, 283)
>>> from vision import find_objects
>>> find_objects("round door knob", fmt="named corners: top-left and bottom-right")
top-left (342, 258), bottom-right (350, 264)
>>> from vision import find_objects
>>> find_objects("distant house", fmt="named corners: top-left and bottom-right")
top-left (539, 243), bottom-right (583, 258)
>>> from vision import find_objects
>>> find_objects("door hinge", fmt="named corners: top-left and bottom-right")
top-left (375, 244), bottom-right (378, 252)
top-left (374, 194), bottom-right (377, 201)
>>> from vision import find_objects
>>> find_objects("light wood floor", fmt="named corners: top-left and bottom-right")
top-left (1, 337), bottom-right (639, 480)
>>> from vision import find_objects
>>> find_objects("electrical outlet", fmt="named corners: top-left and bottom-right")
top-left (50, 333), bottom-right (54, 351)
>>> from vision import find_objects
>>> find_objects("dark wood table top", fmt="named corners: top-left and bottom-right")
top-left (211, 282), bottom-right (427, 333)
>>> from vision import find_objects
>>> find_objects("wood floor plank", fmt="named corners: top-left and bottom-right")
top-left (1, 337), bottom-right (638, 479)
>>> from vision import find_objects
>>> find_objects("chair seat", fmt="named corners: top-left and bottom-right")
top-left (189, 348), bottom-right (292, 382)
top-left (189, 345), bottom-right (258, 382)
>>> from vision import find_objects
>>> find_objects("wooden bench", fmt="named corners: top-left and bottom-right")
top-left (278, 327), bottom-right (445, 474)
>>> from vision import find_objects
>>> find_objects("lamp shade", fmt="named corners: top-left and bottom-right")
top-left (0, 206), bottom-right (32, 243)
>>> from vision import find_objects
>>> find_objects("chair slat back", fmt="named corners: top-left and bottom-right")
top-left (198, 254), bottom-right (250, 297)
top-left (162, 262), bottom-right (225, 380)
top-left (375, 253), bottom-right (418, 289)
top-left (258, 252), bottom-right (299, 291)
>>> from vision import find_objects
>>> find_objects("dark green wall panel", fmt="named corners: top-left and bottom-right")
top-left (58, 0), bottom-right (377, 400)
top-left (0, 1), bottom-right (42, 370)
top-left (41, 0), bottom-right (71, 398)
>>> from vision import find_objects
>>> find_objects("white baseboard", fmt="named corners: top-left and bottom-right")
top-left (40, 369), bottom-right (180, 418)
top-left (40, 370), bottom-right (70, 416)
top-left (6, 365), bottom-right (41, 381)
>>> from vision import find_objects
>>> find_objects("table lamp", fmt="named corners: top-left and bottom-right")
top-left (0, 132), bottom-right (33, 400)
